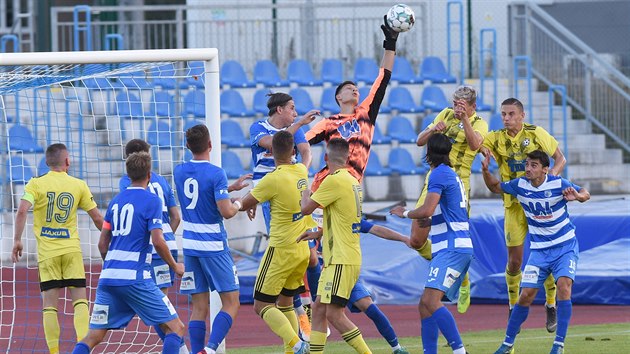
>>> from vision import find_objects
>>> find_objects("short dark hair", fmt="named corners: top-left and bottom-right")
top-left (501, 97), bottom-right (524, 112)
top-left (527, 150), bottom-right (550, 168)
top-left (424, 134), bottom-right (452, 168)
top-left (45, 143), bottom-right (67, 168)
top-left (186, 124), bottom-right (210, 154)
top-left (334, 80), bottom-right (357, 106)
top-left (272, 130), bottom-right (294, 160)
top-left (267, 92), bottom-right (293, 116)
top-left (124, 139), bottom-right (150, 158)
top-left (126, 151), bottom-right (152, 182)
top-left (327, 138), bottom-right (349, 165)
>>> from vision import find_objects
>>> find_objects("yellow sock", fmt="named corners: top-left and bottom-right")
top-left (544, 274), bottom-right (557, 306)
top-left (415, 239), bottom-right (432, 260)
top-left (72, 299), bottom-right (89, 341)
top-left (506, 268), bottom-right (522, 307)
top-left (310, 330), bottom-right (327, 354)
top-left (341, 327), bottom-right (371, 354)
top-left (260, 305), bottom-right (300, 348)
top-left (461, 272), bottom-right (470, 288)
top-left (43, 307), bottom-right (60, 354)
top-left (278, 305), bottom-right (299, 354)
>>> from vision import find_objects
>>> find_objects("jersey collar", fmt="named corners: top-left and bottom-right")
top-left (190, 159), bottom-right (211, 164)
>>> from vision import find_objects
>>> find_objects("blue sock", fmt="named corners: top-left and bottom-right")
top-left (421, 316), bottom-right (439, 354)
top-left (505, 304), bottom-right (529, 345)
top-left (189, 320), bottom-right (206, 353)
top-left (72, 342), bottom-right (90, 354)
top-left (163, 333), bottom-right (182, 354)
top-left (207, 311), bottom-right (233, 350)
top-left (154, 324), bottom-right (166, 341)
top-left (432, 306), bottom-right (464, 351)
top-left (364, 304), bottom-right (398, 347)
top-left (555, 300), bottom-right (572, 345)
top-left (307, 264), bottom-right (321, 301)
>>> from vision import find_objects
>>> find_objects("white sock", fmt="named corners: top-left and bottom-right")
top-left (391, 344), bottom-right (402, 351)
top-left (203, 348), bottom-right (216, 354)
top-left (546, 303), bottom-right (556, 308)
top-left (292, 340), bottom-right (303, 352)
top-left (453, 347), bottom-right (466, 354)
top-left (178, 343), bottom-right (190, 354)
top-left (295, 305), bottom-right (306, 316)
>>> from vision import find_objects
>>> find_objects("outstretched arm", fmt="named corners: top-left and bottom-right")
top-left (549, 147), bottom-right (566, 176)
top-left (369, 224), bottom-right (410, 247)
top-left (481, 154), bottom-right (502, 194)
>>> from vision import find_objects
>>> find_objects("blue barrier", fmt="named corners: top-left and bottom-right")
top-left (513, 55), bottom-right (533, 123)
top-left (73, 5), bottom-right (92, 51)
top-left (105, 33), bottom-right (124, 51)
top-left (548, 85), bottom-right (569, 179)
top-left (447, 0), bottom-right (464, 84)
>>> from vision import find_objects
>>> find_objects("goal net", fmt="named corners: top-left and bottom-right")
top-left (0, 49), bottom-right (221, 353)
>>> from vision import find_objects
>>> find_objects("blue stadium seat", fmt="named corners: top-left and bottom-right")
top-left (221, 60), bottom-right (255, 88)
top-left (180, 61), bottom-right (205, 89)
top-left (420, 85), bottom-right (449, 112)
top-left (389, 148), bottom-right (426, 175)
top-left (320, 87), bottom-right (338, 113)
top-left (253, 89), bottom-right (270, 115)
top-left (372, 122), bottom-right (392, 144)
top-left (119, 71), bottom-right (152, 89)
top-left (221, 120), bottom-right (248, 148)
top-left (476, 99), bottom-right (493, 112)
top-left (6, 156), bottom-right (34, 184)
top-left (184, 118), bottom-right (203, 132)
top-left (364, 152), bottom-right (391, 176)
top-left (419, 56), bottom-right (456, 84)
top-left (354, 58), bottom-right (379, 85)
top-left (147, 119), bottom-right (174, 148)
top-left (254, 60), bottom-right (289, 87)
top-left (358, 87), bottom-right (391, 113)
top-left (147, 91), bottom-right (175, 117)
top-left (151, 63), bottom-right (176, 90)
top-left (183, 91), bottom-right (206, 118)
top-left (37, 157), bottom-right (49, 176)
top-left (222, 151), bottom-right (248, 179)
top-left (321, 58), bottom-right (344, 85)
top-left (489, 112), bottom-right (503, 131)
top-left (8, 125), bottom-right (43, 153)
top-left (287, 59), bottom-right (322, 86)
top-left (421, 112), bottom-right (438, 131)
top-left (115, 91), bottom-right (144, 118)
top-left (392, 57), bottom-right (420, 84)
top-left (388, 87), bottom-right (423, 113)
top-left (82, 64), bottom-right (124, 90)
top-left (387, 116), bottom-right (418, 143)
top-left (289, 88), bottom-right (315, 115)
top-left (471, 153), bottom-right (483, 174)
top-left (220, 90), bottom-right (255, 117)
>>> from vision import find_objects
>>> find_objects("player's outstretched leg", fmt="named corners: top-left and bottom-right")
top-left (544, 274), bottom-right (558, 333)
top-left (352, 294), bottom-right (408, 354)
top-left (550, 277), bottom-right (574, 354)
top-left (457, 272), bottom-right (471, 314)
top-left (201, 291), bottom-right (239, 354)
top-left (494, 287), bottom-right (538, 354)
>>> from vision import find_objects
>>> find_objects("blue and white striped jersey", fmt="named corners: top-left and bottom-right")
top-left (427, 164), bottom-right (473, 256)
top-left (120, 171), bottom-right (177, 256)
top-left (250, 119), bottom-right (307, 183)
top-left (174, 160), bottom-right (230, 257)
top-left (501, 174), bottom-right (581, 250)
top-left (100, 187), bottom-right (162, 286)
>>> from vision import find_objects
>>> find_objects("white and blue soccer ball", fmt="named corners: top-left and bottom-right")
top-left (386, 4), bottom-right (415, 33)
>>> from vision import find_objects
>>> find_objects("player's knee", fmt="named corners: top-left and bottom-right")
top-left (506, 258), bottom-right (522, 273)
top-left (517, 288), bottom-right (537, 305)
top-left (556, 277), bottom-right (572, 300)
top-left (409, 236), bottom-right (425, 250)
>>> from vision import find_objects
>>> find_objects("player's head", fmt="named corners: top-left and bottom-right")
top-left (186, 124), bottom-right (211, 155)
top-left (124, 139), bottom-right (150, 158)
top-left (45, 143), bottom-right (69, 172)
top-left (267, 92), bottom-right (297, 127)
top-left (424, 133), bottom-right (452, 168)
top-left (126, 151), bottom-right (152, 183)
top-left (525, 150), bottom-right (550, 180)
top-left (452, 85), bottom-right (477, 116)
top-left (271, 130), bottom-right (295, 162)
top-left (335, 80), bottom-right (359, 106)
top-left (325, 138), bottom-right (349, 166)
top-left (500, 98), bottom-right (525, 131)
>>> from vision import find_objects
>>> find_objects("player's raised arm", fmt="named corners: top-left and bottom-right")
top-left (239, 192), bottom-right (260, 212)
top-left (549, 147), bottom-right (566, 176)
top-left (228, 173), bottom-right (252, 192)
top-left (380, 15), bottom-right (398, 70)
top-left (481, 154), bottom-right (503, 194)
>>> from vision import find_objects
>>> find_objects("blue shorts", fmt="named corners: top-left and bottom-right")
top-left (90, 281), bottom-right (178, 329)
top-left (521, 240), bottom-right (579, 289)
top-left (180, 252), bottom-right (239, 294)
top-left (347, 279), bottom-right (372, 313)
top-left (150, 250), bottom-right (178, 289)
top-left (425, 251), bottom-right (473, 302)
top-left (262, 201), bottom-right (271, 234)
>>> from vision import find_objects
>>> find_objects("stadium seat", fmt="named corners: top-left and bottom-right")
top-left (289, 88), bottom-right (315, 115)
top-left (119, 71), bottom-right (152, 90)
top-left (151, 63), bottom-right (177, 90)
top-left (222, 150), bottom-right (248, 179)
top-left (184, 119), bottom-right (203, 132)
top-left (321, 58), bottom-right (344, 85)
top-left (147, 91), bottom-right (175, 117)
top-left (364, 151), bottom-right (391, 176)
top-left (421, 112), bottom-right (438, 131)
top-left (387, 116), bottom-right (418, 143)
top-left (221, 120), bottom-right (248, 148)
top-left (419, 56), bottom-right (456, 84)
top-left (471, 153), bottom-right (483, 174)
top-left (372, 122), bottom-right (392, 145)
top-left (146, 119), bottom-right (174, 148)
top-left (320, 87), bottom-right (338, 113)
top-left (6, 156), bottom-right (34, 184)
top-left (115, 91), bottom-right (144, 118)
top-left (392, 56), bottom-right (420, 84)
top-left (489, 112), bottom-right (503, 131)
top-left (82, 64), bottom-right (124, 90)
top-left (389, 148), bottom-right (426, 175)
top-left (253, 89), bottom-right (271, 114)
top-left (253, 60), bottom-right (289, 87)
top-left (354, 58), bottom-right (379, 85)
top-left (220, 90), bottom-right (255, 117)
top-left (37, 157), bottom-right (49, 176)
top-left (420, 85), bottom-right (449, 112)
top-left (358, 87), bottom-right (391, 113)
top-left (287, 59), bottom-right (322, 86)
top-left (476, 99), bottom-right (493, 112)
top-left (8, 125), bottom-right (43, 153)
top-left (183, 91), bottom-right (206, 118)
top-left (221, 60), bottom-right (256, 88)
top-left (388, 87), bottom-right (423, 113)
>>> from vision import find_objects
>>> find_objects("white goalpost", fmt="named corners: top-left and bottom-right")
top-left (0, 48), bottom-right (225, 353)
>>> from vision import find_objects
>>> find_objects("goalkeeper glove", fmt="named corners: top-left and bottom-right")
top-left (381, 15), bottom-right (399, 51)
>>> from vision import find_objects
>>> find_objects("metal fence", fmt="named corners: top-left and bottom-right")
top-left (509, 1), bottom-right (630, 154)
top-left (0, 0), bottom-right (35, 53)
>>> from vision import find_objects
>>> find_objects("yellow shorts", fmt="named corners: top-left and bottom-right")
top-left (416, 171), bottom-right (470, 213)
top-left (317, 264), bottom-right (360, 307)
top-left (38, 252), bottom-right (86, 291)
top-left (504, 202), bottom-right (528, 247)
top-left (254, 243), bottom-right (309, 303)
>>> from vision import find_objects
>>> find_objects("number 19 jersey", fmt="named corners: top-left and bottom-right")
top-left (174, 160), bottom-right (231, 257)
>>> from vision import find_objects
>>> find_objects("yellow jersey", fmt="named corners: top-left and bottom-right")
top-left (483, 123), bottom-right (558, 207)
top-left (250, 163), bottom-right (316, 247)
top-left (427, 108), bottom-right (488, 183)
top-left (311, 168), bottom-right (363, 266)
top-left (22, 171), bottom-right (97, 262)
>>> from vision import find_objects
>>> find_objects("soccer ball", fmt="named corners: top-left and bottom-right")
top-left (386, 4), bottom-right (415, 33)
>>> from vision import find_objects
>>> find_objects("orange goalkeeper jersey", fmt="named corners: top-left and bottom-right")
top-left (306, 68), bottom-right (391, 191)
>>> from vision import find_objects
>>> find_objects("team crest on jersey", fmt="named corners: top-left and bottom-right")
top-left (544, 190), bottom-right (552, 198)
top-left (297, 178), bottom-right (308, 190)
top-left (522, 138), bottom-right (530, 147)
top-left (337, 119), bottom-right (361, 140)
top-left (457, 122), bottom-right (464, 129)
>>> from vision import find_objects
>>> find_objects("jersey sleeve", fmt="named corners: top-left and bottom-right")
top-left (310, 176), bottom-right (338, 207)
top-left (500, 179), bottom-right (519, 196)
top-left (250, 172), bottom-right (277, 203)
top-left (561, 178), bottom-right (582, 191)
top-left (119, 175), bottom-right (130, 193)
top-left (482, 131), bottom-right (497, 151)
top-left (358, 68), bottom-right (392, 124)
top-left (78, 181), bottom-right (98, 211)
top-left (426, 168), bottom-right (446, 195)
top-left (535, 127), bottom-right (559, 155)
top-left (147, 196), bottom-right (163, 231)
top-left (293, 125), bottom-right (308, 145)
top-left (22, 179), bottom-right (37, 205)
top-left (306, 119), bottom-right (328, 145)
top-left (474, 117), bottom-right (489, 139)
top-left (214, 168), bottom-right (231, 201)
top-left (359, 219), bottom-right (374, 233)
top-left (250, 122), bottom-right (269, 147)
top-left (426, 108), bottom-right (449, 130)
